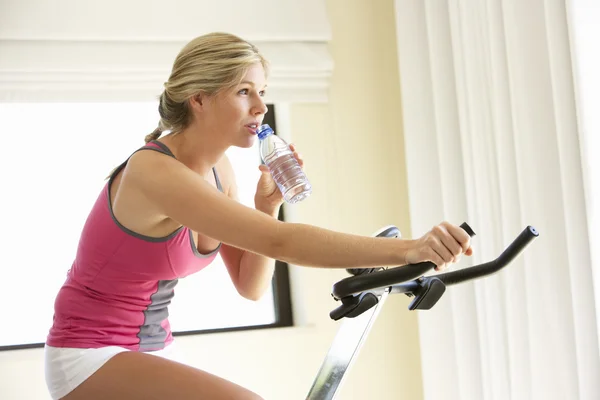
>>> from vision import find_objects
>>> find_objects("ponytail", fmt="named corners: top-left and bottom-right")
top-left (145, 126), bottom-right (162, 143)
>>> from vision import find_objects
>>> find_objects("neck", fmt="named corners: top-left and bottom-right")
top-left (160, 124), bottom-right (228, 177)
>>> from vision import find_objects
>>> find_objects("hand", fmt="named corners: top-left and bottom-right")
top-left (254, 143), bottom-right (305, 211)
top-left (405, 221), bottom-right (474, 271)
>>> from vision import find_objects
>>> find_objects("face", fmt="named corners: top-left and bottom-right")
top-left (193, 62), bottom-right (269, 148)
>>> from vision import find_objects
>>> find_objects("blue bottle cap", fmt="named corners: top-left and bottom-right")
top-left (257, 124), bottom-right (274, 140)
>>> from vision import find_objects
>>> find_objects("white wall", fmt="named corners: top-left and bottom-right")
top-left (0, 0), bottom-right (422, 399)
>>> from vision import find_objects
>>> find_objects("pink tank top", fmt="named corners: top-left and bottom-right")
top-left (46, 141), bottom-right (221, 351)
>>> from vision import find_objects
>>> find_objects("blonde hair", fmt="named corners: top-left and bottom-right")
top-left (144, 32), bottom-right (269, 143)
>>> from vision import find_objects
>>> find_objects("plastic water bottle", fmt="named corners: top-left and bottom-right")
top-left (257, 124), bottom-right (312, 204)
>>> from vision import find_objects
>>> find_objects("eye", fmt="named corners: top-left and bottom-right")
top-left (259, 90), bottom-right (266, 97)
top-left (238, 88), bottom-right (249, 95)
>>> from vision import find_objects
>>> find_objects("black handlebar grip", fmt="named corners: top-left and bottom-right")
top-left (460, 222), bottom-right (476, 237)
top-left (380, 222), bottom-right (476, 282)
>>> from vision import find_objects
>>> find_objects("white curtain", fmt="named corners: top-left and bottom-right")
top-left (393, 1), bottom-right (600, 400)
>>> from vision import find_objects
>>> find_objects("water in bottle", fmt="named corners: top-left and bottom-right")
top-left (257, 124), bottom-right (312, 204)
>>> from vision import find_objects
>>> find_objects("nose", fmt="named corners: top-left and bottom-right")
top-left (252, 96), bottom-right (268, 116)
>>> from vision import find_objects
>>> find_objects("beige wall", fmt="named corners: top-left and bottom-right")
top-left (0, 1), bottom-right (423, 399)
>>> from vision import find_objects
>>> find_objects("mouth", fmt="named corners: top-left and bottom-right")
top-left (245, 123), bottom-right (259, 134)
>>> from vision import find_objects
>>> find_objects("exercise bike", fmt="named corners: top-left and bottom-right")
top-left (306, 223), bottom-right (539, 400)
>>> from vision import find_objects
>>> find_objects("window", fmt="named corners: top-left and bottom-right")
top-left (0, 102), bottom-right (293, 350)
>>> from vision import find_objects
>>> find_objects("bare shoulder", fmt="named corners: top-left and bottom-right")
top-left (124, 146), bottom-right (182, 187)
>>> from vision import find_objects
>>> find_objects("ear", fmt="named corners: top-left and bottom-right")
top-left (188, 93), bottom-right (206, 112)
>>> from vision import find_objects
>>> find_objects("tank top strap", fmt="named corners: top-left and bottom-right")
top-left (212, 167), bottom-right (223, 192)
top-left (146, 140), bottom-right (223, 192)
top-left (107, 140), bottom-right (175, 181)
top-left (144, 140), bottom-right (177, 158)
top-left (108, 140), bottom-right (223, 193)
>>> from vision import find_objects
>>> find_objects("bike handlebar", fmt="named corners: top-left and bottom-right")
top-left (332, 224), bottom-right (538, 300)
top-left (435, 225), bottom-right (538, 285)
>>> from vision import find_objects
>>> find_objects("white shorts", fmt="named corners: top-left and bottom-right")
top-left (44, 344), bottom-right (185, 400)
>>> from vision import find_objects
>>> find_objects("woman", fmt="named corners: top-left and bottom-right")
top-left (44, 32), bottom-right (473, 400)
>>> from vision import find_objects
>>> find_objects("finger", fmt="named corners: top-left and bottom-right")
top-left (444, 222), bottom-right (472, 253)
top-left (439, 230), bottom-right (463, 259)
top-left (427, 248), bottom-right (446, 271)
top-left (427, 234), bottom-right (454, 265)
top-left (434, 241), bottom-right (455, 265)
top-left (292, 151), bottom-right (304, 166)
top-left (433, 225), bottom-right (462, 260)
top-left (258, 164), bottom-right (270, 173)
top-left (289, 143), bottom-right (296, 151)
top-left (465, 246), bottom-right (473, 256)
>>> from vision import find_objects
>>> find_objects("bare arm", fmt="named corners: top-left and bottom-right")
top-left (217, 155), bottom-right (278, 301)
top-left (124, 150), bottom-right (411, 270)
